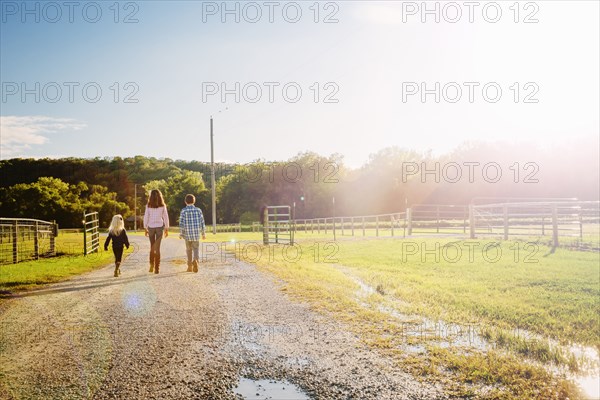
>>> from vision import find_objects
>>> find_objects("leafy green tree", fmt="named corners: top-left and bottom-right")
top-left (83, 185), bottom-right (130, 227)
top-left (0, 177), bottom-right (129, 228)
top-left (144, 171), bottom-right (208, 225)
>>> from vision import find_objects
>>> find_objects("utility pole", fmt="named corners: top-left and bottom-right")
top-left (210, 116), bottom-right (216, 234)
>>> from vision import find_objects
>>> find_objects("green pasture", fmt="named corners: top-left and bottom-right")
top-left (0, 233), bottom-right (125, 294)
top-left (233, 237), bottom-right (599, 399)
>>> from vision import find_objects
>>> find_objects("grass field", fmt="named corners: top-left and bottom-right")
top-left (0, 232), bottom-right (127, 295)
top-left (233, 237), bottom-right (600, 399)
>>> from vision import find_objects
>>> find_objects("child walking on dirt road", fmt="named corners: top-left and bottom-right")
top-left (104, 214), bottom-right (130, 277)
top-left (144, 189), bottom-right (169, 274)
top-left (179, 194), bottom-right (206, 273)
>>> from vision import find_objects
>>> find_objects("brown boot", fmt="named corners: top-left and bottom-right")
top-left (116, 262), bottom-right (121, 276)
top-left (114, 264), bottom-right (119, 277)
top-left (186, 264), bottom-right (193, 272)
top-left (193, 260), bottom-right (199, 273)
top-left (154, 256), bottom-right (160, 274)
top-left (149, 254), bottom-right (154, 273)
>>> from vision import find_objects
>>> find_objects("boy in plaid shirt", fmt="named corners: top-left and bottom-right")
top-left (179, 194), bottom-right (206, 272)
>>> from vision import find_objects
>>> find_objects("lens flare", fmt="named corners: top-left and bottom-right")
top-left (120, 282), bottom-right (157, 316)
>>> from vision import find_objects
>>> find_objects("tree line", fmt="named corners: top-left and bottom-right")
top-left (1, 140), bottom-right (598, 228)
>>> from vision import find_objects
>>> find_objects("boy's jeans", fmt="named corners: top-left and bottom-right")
top-left (185, 240), bottom-right (200, 266)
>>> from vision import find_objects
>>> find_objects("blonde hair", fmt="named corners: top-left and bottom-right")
top-left (109, 214), bottom-right (125, 235)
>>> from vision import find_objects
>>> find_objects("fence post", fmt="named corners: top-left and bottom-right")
top-left (579, 212), bottom-right (583, 241)
top-left (391, 215), bottom-right (394, 237)
top-left (407, 208), bottom-right (413, 236)
top-left (262, 208), bottom-right (269, 245)
top-left (376, 216), bottom-right (379, 237)
top-left (34, 221), bottom-right (39, 260)
top-left (12, 220), bottom-right (18, 264)
top-left (341, 217), bottom-right (344, 236)
top-left (83, 212), bottom-right (87, 255)
top-left (503, 204), bottom-right (509, 241)
top-left (362, 217), bottom-right (366, 236)
top-left (333, 217), bottom-right (336, 241)
top-left (542, 216), bottom-right (545, 235)
top-left (50, 221), bottom-right (57, 255)
top-left (436, 205), bottom-right (440, 233)
top-left (551, 204), bottom-right (559, 248)
top-left (351, 217), bottom-right (355, 236)
top-left (463, 207), bottom-right (467, 234)
top-left (94, 217), bottom-right (99, 253)
top-left (469, 204), bottom-right (475, 239)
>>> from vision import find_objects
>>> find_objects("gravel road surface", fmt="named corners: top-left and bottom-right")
top-left (0, 236), bottom-right (445, 399)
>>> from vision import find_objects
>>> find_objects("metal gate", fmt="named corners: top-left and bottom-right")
top-left (83, 211), bottom-right (100, 255)
top-left (264, 205), bottom-right (294, 245)
top-left (0, 218), bottom-right (58, 264)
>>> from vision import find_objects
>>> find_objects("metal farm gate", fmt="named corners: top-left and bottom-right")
top-left (0, 218), bottom-right (58, 264)
top-left (263, 205), bottom-right (294, 245)
top-left (83, 211), bottom-right (100, 255)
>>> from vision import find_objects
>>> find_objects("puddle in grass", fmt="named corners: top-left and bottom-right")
top-left (340, 266), bottom-right (600, 397)
top-left (575, 374), bottom-right (600, 399)
top-left (341, 269), bottom-right (490, 351)
top-left (233, 378), bottom-right (310, 400)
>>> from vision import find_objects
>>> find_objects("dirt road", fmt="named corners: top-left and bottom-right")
top-left (0, 236), bottom-right (444, 399)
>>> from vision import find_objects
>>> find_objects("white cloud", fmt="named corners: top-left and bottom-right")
top-left (0, 116), bottom-right (86, 159)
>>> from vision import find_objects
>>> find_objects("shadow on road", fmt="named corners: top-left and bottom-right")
top-left (1, 269), bottom-right (192, 300)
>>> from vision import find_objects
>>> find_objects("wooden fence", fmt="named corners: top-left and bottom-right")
top-left (291, 200), bottom-right (599, 249)
top-left (215, 223), bottom-right (242, 233)
top-left (470, 200), bottom-right (599, 248)
top-left (294, 205), bottom-right (468, 238)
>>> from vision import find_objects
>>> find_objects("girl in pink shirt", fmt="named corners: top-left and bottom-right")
top-left (143, 189), bottom-right (169, 274)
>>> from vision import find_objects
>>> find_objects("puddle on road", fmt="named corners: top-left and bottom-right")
top-left (233, 378), bottom-right (310, 400)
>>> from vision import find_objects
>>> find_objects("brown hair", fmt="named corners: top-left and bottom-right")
top-left (185, 194), bottom-right (195, 205)
top-left (147, 189), bottom-right (165, 208)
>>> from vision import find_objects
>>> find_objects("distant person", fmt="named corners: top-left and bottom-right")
top-left (104, 214), bottom-right (130, 277)
top-left (179, 194), bottom-right (206, 273)
top-left (144, 189), bottom-right (169, 274)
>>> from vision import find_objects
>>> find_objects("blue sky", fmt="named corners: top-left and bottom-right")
top-left (1, 1), bottom-right (598, 167)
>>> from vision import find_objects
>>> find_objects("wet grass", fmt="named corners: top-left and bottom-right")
top-left (234, 237), bottom-right (599, 399)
